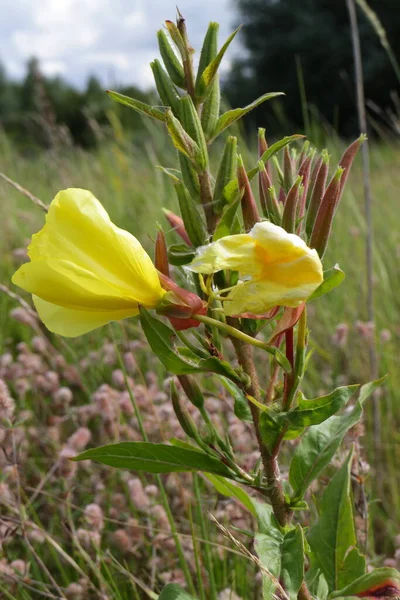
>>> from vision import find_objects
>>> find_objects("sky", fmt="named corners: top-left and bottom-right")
top-left (0, 0), bottom-right (239, 90)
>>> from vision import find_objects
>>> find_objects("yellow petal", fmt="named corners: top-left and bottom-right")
top-left (26, 188), bottom-right (164, 307)
top-left (33, 296), bottom-right (138, 337)
top-left (189, 234), bottom-right (259, 276)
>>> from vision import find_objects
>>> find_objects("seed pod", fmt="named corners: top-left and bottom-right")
top-left (170, 379), bottom-right (199, 440)
top-left (213, 136), bottom-right (237, 214)
top-left (174, 181), bottom-right (207, 247)
top-left (180, 95), bottom-right (209, 171)
top-left (178, 374), bottom-right (205, 409)
top-left (259, 161), bottom-right (281, 222)
top-left (157, 29), bottom-right (186, 89)
top-left (296, 151), bottom-right (315, 223)
top-left (165, 109), bottom-right (202, 170)
top-left (238, 155), bottom-right (260, 231)
top-left (306, 150), bottom-right (329, 238)
top-left (309, 167), bottom-right (344, 258)
top-left (201, 75), bottom-right (220, 141)
top-left (179, 153), bottom-right (200, 202)
top-left (196, 22), bottom-right (219, 88)
top-left (150, 59), bottom-right (181, 117)
top-left (283, 146), bottom-right (294, 192)
top-left (282, 176), bottom-right (302, 233)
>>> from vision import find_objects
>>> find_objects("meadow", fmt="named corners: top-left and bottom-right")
top-left (0, 119), bottom-right (399, 598)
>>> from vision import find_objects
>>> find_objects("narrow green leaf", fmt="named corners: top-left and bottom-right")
top-left (74, 442), bottom-right (233, 477)
top-left (139, 308), bottom-right (245, 384)
top-left (213, 197), bottom-right (241, 240)
top-left (289, 376), bottom-right (387, 500)
top-left (309, 264), bottom-right (345, 301)
top-left (167, 244), bottom-right (196, 266)
top-left (195, 26), bottom-right (242, 100)
top-left (287, 385), bottom-right (359, 429)
top-left (203, 473), bottom-right (256, 515)
top-left (107, 90), bottom-right (166, 121)
top-left (329, 567), bottom-right (400, 599)
top-left (165, 109), bottom-right (202, 169)
top-left (210, 92), bottom-right (284, 142)
top-left (308, 449), bottom-right (366, 591)
top-left (159, 584), bottom-right (198, 600)
top-left (220, 377), bottom-right (252, 422)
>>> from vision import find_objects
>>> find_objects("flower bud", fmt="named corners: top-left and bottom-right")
top-left (157, 29), bottom-right (185, 89)
top-left (296, 151), bottom-right (315, 223)
top-left (306, 150), bottom-right (329, 238)
top-left (196, 22), bottom-right (219, 85)
top-left (309, 167), bottom-right (344, 258)
top-left (165, 20), bottom-right (186, 57)
top-left (213, 136), bottom-right (237, 214)
top-left (201, 75), bottom-right (220, 141)
top-left (174, 181), bottom-right (207, 247)
top-left (150, 59), bottom-right (181, 117)
top-left (338, 134), bottom-right (366, 202)
top-left (180, 95), bottom-right (209, 172)
top-left (283, 146), bottom-right (294, 192)
top-left (163, 208), bottom-right (192, 246)
top-left (155, 229), bottom-right (170, 277)
top-left (258, 161), bottom-right (280, 222)
top-left (170, 379), bottom-right (199, 440)
top-left (178, 374), bottom-right (205, 409)
top-left (238, 155), bottom-right (260, 231)
top-left (281, 175), bottom-right (302, 234)
top-left (157, 272), bottom-right (207, 330)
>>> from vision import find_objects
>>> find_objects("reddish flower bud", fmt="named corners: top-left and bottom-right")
top-left (163, 208), bottom-right (192, 246)
top-left (155, 229), bottom-right (170, 278)
top-left (157, 272), bottom-right (207, 330)
top-left (238, 155), bottom-right (260, 232)
top-left (296, 152), bottom-right (314, 223)
top-left (281, 175), bottom-right (302, 234)
top-left (338, 134), bottom-right (366, 203)
top-left (309, 167), bottom-right (344, 258)
top-left (306, 151), bottom-right (329, 238)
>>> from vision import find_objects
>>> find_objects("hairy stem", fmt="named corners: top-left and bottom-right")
top-left (227, 325), bottom-right (292, 528)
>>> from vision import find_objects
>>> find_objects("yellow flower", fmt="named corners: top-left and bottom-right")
top-left (189, 221), bottom-right (323, 316)
top-left (12, 188), bottom-right (166, 337)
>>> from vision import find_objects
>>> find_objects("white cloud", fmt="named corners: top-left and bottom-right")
top-left (2, 0), bottom-right (238, 89)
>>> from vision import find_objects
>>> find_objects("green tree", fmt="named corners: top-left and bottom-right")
top-left (225, 0), bottom-right (400, 136)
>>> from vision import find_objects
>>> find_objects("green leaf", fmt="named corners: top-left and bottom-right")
top-left (289, 376), bottom-right (387, 500)
top-left (287, 385), bottom-right (359, 429)
top-left (195, 26), bottom-right (242, 100)
top-left (210, 92), bottom-right (284, 141)
top-left (107, 90), bottom-right (166, 121)
top-left (308, 449), bottom-right (366, 592)
top-left (203, 473), bottom-right (256, 515)
top-left (255, 524), bottom-right (305, 599)
top-left (253, 500), bottom-right (281, 534)
top-left (329, 567), bottom-right (400, 599)
top-left (220, 378), bottom-right (252, 422)
top-left (74, 442), bottom-right (234, 477)
top-left (309, 264), bottom-right (345, 301)
top-left (139, 308), bottom-right (245, 384)
top-left (168, 244), bottom-right (196, 266)
top-left (213, 197), bottom-right (241, 241)
top-left (159, 584), bottom-right (198, 600)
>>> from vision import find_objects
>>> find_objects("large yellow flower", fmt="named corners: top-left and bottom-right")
top-left (12, 189), bottom-right (166, 337)
top-left (189, 221), bottom-right (323, 316)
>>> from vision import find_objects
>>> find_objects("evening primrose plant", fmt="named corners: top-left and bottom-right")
top-left (11, 12), bottom-right (399, 600)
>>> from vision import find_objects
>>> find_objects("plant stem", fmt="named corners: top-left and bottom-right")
top-left (298, 582), bottom-right (313, 600)
top-left (193, 313), bottom-right (291, 372)
top-left (227, 327), bottom-right (292, 528)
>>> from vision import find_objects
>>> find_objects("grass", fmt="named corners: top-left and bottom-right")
top-left (0, 122), bottom-right (399, 597)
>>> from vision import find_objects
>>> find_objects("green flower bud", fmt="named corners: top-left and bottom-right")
top-left (201, 75), bottom-right (220, 141)
top-left (179, 154), bottom-right (200, 202)
top-left (178, 374), bottom-right (205, 409)
top-left (282, 175), bottom-right (302, 234)
top-left (238, 155), bottom-right (260, 232)
top-left (180, 95), bottom-right (209, 171)
top-left (165, 109), bottom-right (202, 171)
top-left (170, 379), bottom-right (199, 440)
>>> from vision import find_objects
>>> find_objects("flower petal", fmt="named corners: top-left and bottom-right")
top-left (250, 221), bottom-right (314, 264)
top-left (27, 188), bottom-right (164, 307)
top-left (188, 234), bottom-right (259, 276)
top-left (33, 296), bottom-right (138, 337)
